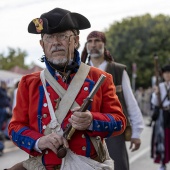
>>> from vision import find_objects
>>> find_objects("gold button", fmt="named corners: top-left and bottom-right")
top-left (45, 150), bottom-right (48, 154)
top-left (82, 146), bottom-right (86, 150)
top-left (28, 142), bottom-right (31, 146)
top-left (97, 125), bottom-right (100, 128)
top-left (82, 134), bottom-right (85, 138)
top-left (114, 127), bottom-right (117, 129)
top-left (22, 141), bottom-right (24, 144)
top-left (105, 126), bottom-right (108, 129)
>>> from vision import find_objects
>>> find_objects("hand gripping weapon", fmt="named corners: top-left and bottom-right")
top-left (57, 74), bottom-right (106, 158)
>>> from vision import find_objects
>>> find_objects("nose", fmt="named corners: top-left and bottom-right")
top-left (52, 38), bottom-right (61, 45)
top-left (91, 40), bottom-right (96, 47)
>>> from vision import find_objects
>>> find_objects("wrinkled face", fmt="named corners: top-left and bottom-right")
top-left (40, 30), bottom-right (79, 66)
top-left (86, 37), bottom-right (104, 58)
top-left (163, 71), bottom-right (170, 82)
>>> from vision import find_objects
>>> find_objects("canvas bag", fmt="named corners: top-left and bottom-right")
top-left (60, 142), bottom-right (113, 170)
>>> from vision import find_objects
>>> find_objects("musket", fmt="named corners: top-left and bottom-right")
top-left (57, 74), bottom-right (106, 158)
top-left (65, 74), bottom-right (106, 140)
top-left (154, 54), bottom-right (161, 106)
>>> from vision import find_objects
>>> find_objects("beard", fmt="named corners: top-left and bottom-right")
top-left (46, 46), bottom-right (69, 66)
top-left (47, 57), bottom-right (68, 66)
top-left (87, 48), bottom-right (104, 58)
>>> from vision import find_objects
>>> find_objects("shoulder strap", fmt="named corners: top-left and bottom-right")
top-left (43, 62), bottom-right (90, 124)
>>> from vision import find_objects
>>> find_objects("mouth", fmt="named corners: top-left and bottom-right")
top-left (90, 49), bottom-right (98, 53)
top-left (52, 49), bottom-right (64, 53)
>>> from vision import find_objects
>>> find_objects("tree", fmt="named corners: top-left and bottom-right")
top-left (0, 47), bottom-right (28, 70)
top-left (105, 14), bottom-right (170, 88)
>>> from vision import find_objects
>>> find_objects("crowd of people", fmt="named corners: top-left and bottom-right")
top-left (0, 81), bottom-right (19, 156)
top-left (0, 81), bottom-right (12, 155)
top-left (0, 6), bottom-right (169, 170)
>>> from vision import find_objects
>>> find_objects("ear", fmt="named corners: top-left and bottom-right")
top-left (74, 36), bottom-right (79, 48)
top-left (75, 36), bottom-right (79, 44)
top-left (40, 39), bottom-right (43, 47)
top-left (40, 40), bottom-right (45, 52)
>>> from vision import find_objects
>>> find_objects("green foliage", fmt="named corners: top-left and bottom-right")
top-left (105, 14), bottom-right (170, 88)
top-left (0, 47), bottom-right (28, 70)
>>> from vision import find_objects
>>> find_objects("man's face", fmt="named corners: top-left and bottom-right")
top-left (86, 37), bottom-right (104, 58)
top-left (163, 71), bottom-right (170, 82)
top-left (40, 30), bottom-right (79, 66)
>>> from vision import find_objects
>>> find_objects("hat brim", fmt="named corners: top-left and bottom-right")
top-left (28, 10), bottom-right (90, 34)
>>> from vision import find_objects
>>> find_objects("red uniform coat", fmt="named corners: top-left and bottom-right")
top-left (8, 65), bottom-right (126, 169)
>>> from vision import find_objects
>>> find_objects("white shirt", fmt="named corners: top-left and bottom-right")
top-left (12, 88), bottom-right (18, 109)
top-left (151, 82), bottom-right (170, 107)
top-left (90, 60), bottom-right (144, 139)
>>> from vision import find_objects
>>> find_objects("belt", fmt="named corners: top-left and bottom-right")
top-left (163, 106), bottom-right (170, 111)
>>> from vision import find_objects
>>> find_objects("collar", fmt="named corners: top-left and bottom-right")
top-left (43, 49), bottom-right (81, 77)
top-left (90, 60), bottom-right (108, 71)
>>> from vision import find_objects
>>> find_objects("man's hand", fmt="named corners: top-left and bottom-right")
top-left (38, 132), bottom-right (69, 154)
top-left (69, 107), bottom-right (93, 130)
top-left (129, 138), bottom-right (141, 152)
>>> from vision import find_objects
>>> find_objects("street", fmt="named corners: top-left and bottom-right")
top-left (1, 116), bottom-right (170, 170)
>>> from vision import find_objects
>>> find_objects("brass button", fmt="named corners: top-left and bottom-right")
top-left (45, 150), bottom-right (48, 154)
top-left (28, 142), bottom-right (31, 146)
top-left (22, 141), bottom-right (24, 144)
top-left (82, 134), bottom-right (85, 138)
top-left (105, 126), bottom-right (108, 129)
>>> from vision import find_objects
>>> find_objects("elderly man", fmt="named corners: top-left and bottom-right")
top-left (81, 31), bottom-right (144, 170)
top-left (7, 8), bottom-right (126, 170)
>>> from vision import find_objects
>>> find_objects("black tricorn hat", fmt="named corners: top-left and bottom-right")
top-left (161, 65), bottom-right (170, 73)
top-left (28, 8), bottom-right (91, 34)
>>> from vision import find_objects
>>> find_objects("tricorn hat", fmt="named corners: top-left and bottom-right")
top-left (28, 8), bottom-right (91, 34)
top-left (161, 65), bottom-right (170, 73)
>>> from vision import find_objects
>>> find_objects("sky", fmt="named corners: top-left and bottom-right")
top-left (0, 0), bottom-right (170, 68)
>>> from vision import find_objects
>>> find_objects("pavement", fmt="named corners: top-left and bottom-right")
top-left (3, 140), bottom-right (18, 154)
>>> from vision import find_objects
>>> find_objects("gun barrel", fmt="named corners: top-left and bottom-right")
top-left (65, 74), bottom-right (106, 140)
top-left (88, 74), bottom-right (106, 99)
